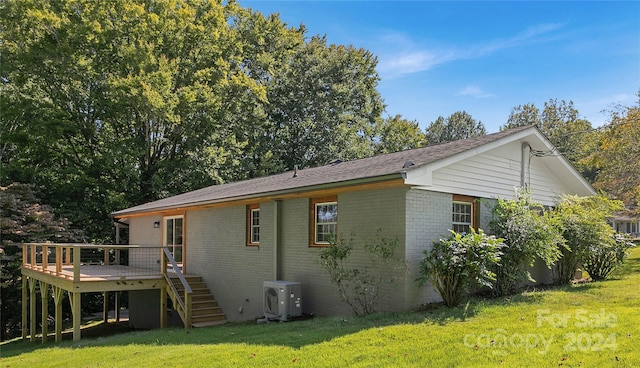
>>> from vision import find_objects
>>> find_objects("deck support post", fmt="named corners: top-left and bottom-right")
top-left (160, 288), bottom-right (167, 328)
top-left (115, 292), bottom-right (120, 322)
top-left (40, 281), bottom-right (49, 343)
top-left (28, 278), bottom-right (36, 342)
top-left (21, 275), bottom-right (28, 340)
top-left (52, 286), bottom-right (64, 342)
top-left (103, 291), bottom-right (109, 323)
top-left (69, 291), bottom-right (81, 342)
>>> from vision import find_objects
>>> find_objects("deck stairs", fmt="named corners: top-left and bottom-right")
top-left (166, 274), bottom-right (226, 328)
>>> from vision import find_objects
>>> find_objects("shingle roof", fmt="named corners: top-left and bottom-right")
top-left (113, 126), bottom-right (534, 216)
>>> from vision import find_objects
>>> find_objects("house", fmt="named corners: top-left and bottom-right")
top-left (610, 210), bottom-right (640, 239)
top-left (108, 125), bottom-right (594, 329)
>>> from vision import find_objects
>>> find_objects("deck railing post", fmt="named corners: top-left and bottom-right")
top-left (65, 246), bottom-right (71, 265)
top-left (55, 245), bottom-right (62, 276)
top-left (30, 245), bottom-right (36, 269)
top-left (42, 245), bottom-right (48, 273)
top-left (73, 246), bottom-right (80, 282)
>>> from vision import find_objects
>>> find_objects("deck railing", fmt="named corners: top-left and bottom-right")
top-left (162, 247), bottom-right (193, 328)
top-left (22, 243), bottom-right (164, 281)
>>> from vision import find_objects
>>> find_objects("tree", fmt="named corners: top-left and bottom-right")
top-left (503, 103), bottom-right (540, 129)
top-left (583, 96), bottom-right (640, 209)
top-left (267, 36), bottom-right (383, 170)
top-left (0, 183), bottom-right (84, 340)
top-left (1, 0), bottom-right (262, 239)
top-left (501, 99), bottom-right (596, 176)
top-left (1, 1), bottom-right (386, 242)
top-left (373, 115), bottom-right (426, 154)
top-left (425, 111), bottom-right (486, 144)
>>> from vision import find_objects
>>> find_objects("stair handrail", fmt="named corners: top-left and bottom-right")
top-left (162, 247), bottom-right (192, 328)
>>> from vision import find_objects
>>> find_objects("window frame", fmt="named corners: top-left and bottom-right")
top-left (451, 194), bottom-right (478, 233)
top-left (246, 204), bottom-right (260, 246)
top-left (310, 196), bottom-right (338, 247)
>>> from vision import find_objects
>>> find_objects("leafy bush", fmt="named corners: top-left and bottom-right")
top-left (583, 233), bottom-right (636, 281)
top-left (552, 194), bottom-right (624, 284)
top-left (418, 229), bottom-right (504, 307)
top-left (489, 189), bottom-right (564, 296)
top-left (318, 232), bottom-right (405, 316)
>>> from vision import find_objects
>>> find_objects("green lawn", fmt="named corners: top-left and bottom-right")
top-left (2, 248), bottom-right (639, 367)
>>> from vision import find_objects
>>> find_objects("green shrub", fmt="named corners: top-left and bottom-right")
top-left (552, 194), bottom-right (624, 284)
top-left (318, 233), bottom-right (405, 316)
top-left (489, 189), bottom-right (564, 296)
top-left (418, 229), bottom-right (504, 307)
top-left (583, 233), bottom-right (636, 281)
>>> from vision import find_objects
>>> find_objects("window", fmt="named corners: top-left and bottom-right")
top-left (452, 195), bottom-right (477, 234)
top-left (164, 215), bottom-right (184, 263)
top-left (247, 204), bottom-right (260, 245)
top-left (311, 196), bottom-right (338, 246)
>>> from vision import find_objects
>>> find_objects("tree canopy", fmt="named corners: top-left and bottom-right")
top-left (373, 115), bottom-right (426, 154)
top-left (583, 96), bottom-right (640, 210)
top-left (0, 0), bottom-right (384, 240)
top-left (425, 111), bottom-right (486, 144)
top-left (502, 99), bottom-right (596, 175)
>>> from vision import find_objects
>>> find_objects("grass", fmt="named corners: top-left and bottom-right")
top-left (2, 248), bottom-right (639, 367)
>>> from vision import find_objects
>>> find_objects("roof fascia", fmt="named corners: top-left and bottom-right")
top-left (113, 174), bottom-right (404, 218)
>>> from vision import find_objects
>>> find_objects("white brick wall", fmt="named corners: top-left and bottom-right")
top-left (187, 205), bottom-right (274, 321)
top-left (404, 189), bottom-right (452, 307)
top-left (128, 186), bottom-right (507, 325)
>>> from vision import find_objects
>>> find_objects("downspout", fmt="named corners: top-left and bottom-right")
top-left (273, 200), bottom-right (282, 280)
top-left (521, 142), bottom-right (530, 188)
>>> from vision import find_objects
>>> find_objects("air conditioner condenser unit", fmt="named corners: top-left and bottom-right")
top-left (263, 281), bottom-right (302, 321)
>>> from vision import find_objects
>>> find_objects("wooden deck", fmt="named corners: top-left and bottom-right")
top-left (21, 243), bottom-right (170, 343)
top-left (25, 264), bottom-right (163, 281)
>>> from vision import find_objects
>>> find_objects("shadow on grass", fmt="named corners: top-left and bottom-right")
top-left (609, 256), bottom-right (640, 279)
top-left (5, 250), bottom-right (639, 357)
top-left (3, 304), bottom-right (487, 357)
top-left (0, 320), bottom-right (135, 358)
top-left (0, 292), bottom-right (564, 357)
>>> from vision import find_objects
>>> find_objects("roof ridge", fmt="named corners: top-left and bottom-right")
top-left (112, 126), bottom-right (536, 216)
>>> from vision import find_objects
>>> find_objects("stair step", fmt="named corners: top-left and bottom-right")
top-left (166, 274), bottom-right (226, 327)
top-left (192, 307), bottom-right (223, 316)
top-left (192, 300), bottom-right (219, 308)
top-left (192, 320), bottom-right (227, 328)
top-left (174, 281), bottom-right (206, 289)
top-left (192, 294), bottom-right (215, 301)
top-left (191, 313), bottom-right (226, 323)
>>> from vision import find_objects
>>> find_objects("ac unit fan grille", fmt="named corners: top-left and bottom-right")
top-left (264, 287), bottom-right (279, 315)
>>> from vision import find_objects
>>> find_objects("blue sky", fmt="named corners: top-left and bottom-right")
top-left (240, 1), bottom-right (639, 132)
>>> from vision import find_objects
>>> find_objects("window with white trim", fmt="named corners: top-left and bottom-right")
top-left (311, 196), bottom-right (338, 246)
top-left (247, 204), bottom-right (260, 245)
top-left (452, 201), bottom-right (473, 233)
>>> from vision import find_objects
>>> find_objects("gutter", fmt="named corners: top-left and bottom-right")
top-left (112, 173), bottom-right (405, 218)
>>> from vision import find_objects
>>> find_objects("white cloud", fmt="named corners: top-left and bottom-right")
top-left (457, 86), bottom-right (494, 98)
top-left (377, 22), bottom-right (566, 79)
top-left (378, 50), bottom-right (455, 76)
